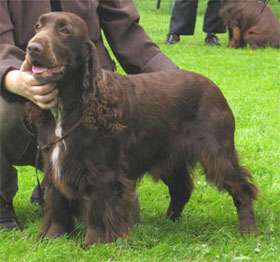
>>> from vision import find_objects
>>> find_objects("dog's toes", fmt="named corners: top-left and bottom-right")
top-left (43, 222), bottom-right (68, 239)
top-left (240, 225), bottom-right (259, 235)
top-left (165, 204), bottom-right (183, 221)
top-left (80, 242), bottom-right (91, 250)
top-left (166, 211), bottom-right (181, 222)
top-left (83, 226), bottom-right (114, 247)
top-left (36, 232), bottom-right (46, 242)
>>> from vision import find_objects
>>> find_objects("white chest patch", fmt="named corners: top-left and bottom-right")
top-left (50, 106), bottom-right (66, 181)
top-left (51, 144), bottom-right (62, 180)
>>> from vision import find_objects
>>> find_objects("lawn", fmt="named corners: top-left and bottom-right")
top-left (1, 0), bottom-right (279, 261)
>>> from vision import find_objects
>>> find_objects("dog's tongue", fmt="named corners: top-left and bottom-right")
top-left (32, 66), bottom-right (46, 74)
top-left (31, 65), bottom-right (64, 76)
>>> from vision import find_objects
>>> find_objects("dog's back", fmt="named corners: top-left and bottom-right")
top-left (104, 69), bottom-right (234, 178)
top-left (220, 0), bottom-right (280, 48)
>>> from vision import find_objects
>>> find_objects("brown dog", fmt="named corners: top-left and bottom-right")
top-left (220, 0), bottom-right (280, 49)
top-left (26, 12), bottom-right (258, 247)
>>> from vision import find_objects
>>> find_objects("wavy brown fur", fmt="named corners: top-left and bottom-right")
top-left (26, 12), bottom-right (259, 247)
top-left (82, 76), bottom-right (125, 135)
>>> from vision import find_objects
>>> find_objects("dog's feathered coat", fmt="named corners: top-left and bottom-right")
top-left (26, 12), bottom-right (258, 247)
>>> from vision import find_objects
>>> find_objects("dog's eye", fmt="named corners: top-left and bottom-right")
top-left (35, 23), bottom-right (42, 30)
top-left (60, 27), bottom-right (71, 35)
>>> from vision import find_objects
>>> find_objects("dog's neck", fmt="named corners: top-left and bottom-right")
top-left (55, 70), bottom-right (83, 112)
top-left (50, 100), bottom-right (63, 120)
top-left (49, 69), bottom-right (84, 129)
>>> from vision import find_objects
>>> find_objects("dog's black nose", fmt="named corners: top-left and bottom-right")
top-left (28, 42), bottom-right (44, 56)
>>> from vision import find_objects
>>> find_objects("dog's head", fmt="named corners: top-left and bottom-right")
top-left (26, 12), bottom-right (123, 135)
top-left (26, 12), bottom-right (100, 87)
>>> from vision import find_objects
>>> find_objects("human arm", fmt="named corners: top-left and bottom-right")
top-left (99, 0), bottom-right (178, 74)
top-left (4, 61), bottom-right (58, 109)
top-left (0, 0), bottom-right (58, 109)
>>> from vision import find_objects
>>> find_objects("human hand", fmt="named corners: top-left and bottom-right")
top-left (4, 60), bottom-right (59, 109)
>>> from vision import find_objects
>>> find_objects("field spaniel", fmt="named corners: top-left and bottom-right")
top-left (26, 12), bottom-right (258, 247)
top-left (220, 0), bottom-right (280, 49)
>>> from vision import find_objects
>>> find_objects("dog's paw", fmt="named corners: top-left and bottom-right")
top-left (83, 226), bottom-right (113, 247)
top-left (38, 222), bottom-right (68, 240)
top-left (240, 225), bottom-right (259, 235)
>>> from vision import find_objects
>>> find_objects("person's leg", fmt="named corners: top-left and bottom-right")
top-left (166, 0), bottom-right (199, 44)
top-left (203, 0), bottom-right (226, 45)
top-left (0, 97), bottom-right (37, 230)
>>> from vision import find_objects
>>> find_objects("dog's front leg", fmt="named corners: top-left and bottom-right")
top-left (83, 224), bottom-right (107, 247)
top-left (228, 25), bottom-right (242, 48)
top-left (83, 196), bottom-right (116, 247)
top-left (83, 176), bottom-right (136, 247)
top-left (227, 26), bottom-right (233, 47)
top-left (37, 184), bottom-right (73, 240)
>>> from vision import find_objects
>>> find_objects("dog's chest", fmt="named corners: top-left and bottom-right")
top-left (50, 107), bottom-right (66, 183)
top-left (51, 121), bottom-right (64, 179)
top-left (47, 106), bottom-right (89, 199)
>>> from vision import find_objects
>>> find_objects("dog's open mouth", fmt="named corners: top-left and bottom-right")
top-left (27, 58), bottom-right (67, 84)
top-left (32, 65), bottom-right (65, 77)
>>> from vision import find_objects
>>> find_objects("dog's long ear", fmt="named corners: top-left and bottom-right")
top-left (81, 39), bottom-right (101, 104)
top-left (81, 40), bottom-right (125, 135)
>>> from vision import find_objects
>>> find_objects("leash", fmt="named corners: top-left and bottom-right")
top-left (34, 118), bottom-right (83, 203)
top-left (259, 0), bottom-right (271, 14)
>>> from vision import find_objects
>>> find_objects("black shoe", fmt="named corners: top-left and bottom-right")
top-left (0, 195), bottom-right (21, 231)
top-left (165, 34), bottom-right (180, 45)
top-left (205, 33), bottom-right (220, 46)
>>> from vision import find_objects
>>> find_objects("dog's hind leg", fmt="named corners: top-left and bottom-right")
top-left (197, 132), bottom-right (258, 234)
top-left (243, 29), bottom-right (266, 49)
top-left (161, 163), bottom-right (194, 221)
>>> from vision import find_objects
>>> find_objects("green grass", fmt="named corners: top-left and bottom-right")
top-left (1, 0), bottom-right (280, 261)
